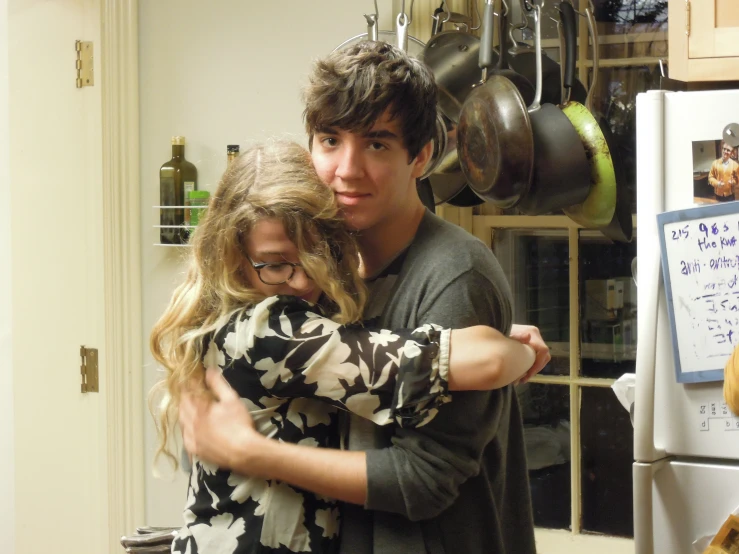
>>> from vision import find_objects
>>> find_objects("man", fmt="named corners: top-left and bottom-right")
top-left (179, 41), bottom-right (550, 554)
top-left (708, 142), bottom-right (739, 202)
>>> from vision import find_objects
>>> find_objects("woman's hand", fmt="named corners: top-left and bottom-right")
top-left (179, 367), bottom-right (260, 470)
top-left (510, 324), bottom-right (551, 384)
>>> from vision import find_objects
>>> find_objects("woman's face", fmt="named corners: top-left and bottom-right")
top-left (241, 218), bottom-right (322, 303)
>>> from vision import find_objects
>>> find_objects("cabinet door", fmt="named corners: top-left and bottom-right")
top-left (689, 0), bottom-right (739, 59)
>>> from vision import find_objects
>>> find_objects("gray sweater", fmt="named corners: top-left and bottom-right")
top-left (339, 210), bottom-right (536, 554)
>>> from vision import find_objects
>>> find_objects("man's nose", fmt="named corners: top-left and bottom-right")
top-left (335, 144), bottom-right (365, 180)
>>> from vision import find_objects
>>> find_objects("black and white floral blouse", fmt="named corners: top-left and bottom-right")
top-left (172, 295), bottom-right (452, 554)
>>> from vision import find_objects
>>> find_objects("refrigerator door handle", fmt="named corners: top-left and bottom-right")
top-left (634, 90), bottom-right (667, 463)
top-left (634, 458), bottom-right (671, 554)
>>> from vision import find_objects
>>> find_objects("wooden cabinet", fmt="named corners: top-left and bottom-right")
top-left (670, 0), bottom-right (739, 81)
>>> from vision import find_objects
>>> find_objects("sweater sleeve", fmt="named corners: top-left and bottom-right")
top-left (709, 160), bottom-right (721, 187)
top-left (363, 269), bottom-right (514, 520)
top-left (231, 296), bottom-right (452, 428)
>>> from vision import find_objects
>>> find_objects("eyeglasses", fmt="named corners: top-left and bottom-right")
top-left (245, 254), bottom-right (309, 285)
top-left (724, 148), bottom-right (733, 153)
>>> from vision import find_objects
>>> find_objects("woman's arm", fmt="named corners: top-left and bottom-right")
top-left (448, 326), bottom-right (536, 391)
top-left (226, 296), bottom-right (535, 429)
top-left (232, 296), bottom-right (451, 429)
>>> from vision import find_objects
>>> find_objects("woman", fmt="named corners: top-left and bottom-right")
top-left (150, 140), bottom-right (535, 554)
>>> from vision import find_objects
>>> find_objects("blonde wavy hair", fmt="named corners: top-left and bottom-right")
top-left (149, 140), bottom-right (367, 466)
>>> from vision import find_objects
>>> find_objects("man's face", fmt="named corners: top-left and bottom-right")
top-left (723, 144), bottom-right (733, 162)
top-left (310, 111), bottom-right (432, 232)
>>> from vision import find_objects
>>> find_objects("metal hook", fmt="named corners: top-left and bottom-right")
top-left (399, 0), bottom-right (415, 25)
top-left (470, 0), bottom-right (482, 31)
top-left (438, 0), bottom-right (451, 24)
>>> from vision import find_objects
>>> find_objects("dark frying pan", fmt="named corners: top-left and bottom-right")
top-left (457, 0), bottom-right (534, 208)
top-left (493, 0), bottom-right (535, 106)
top-left (560, 2), bottom-right (616, 228)
top-left (507, 0), bottom-right (588, 106)
top-left (515, 4), bottom-right (591, 215)
top-left (600, 121), bottom-right (633, 242)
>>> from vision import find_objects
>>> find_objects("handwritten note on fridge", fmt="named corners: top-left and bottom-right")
top-left (658, 202), bottom-right (739, 383)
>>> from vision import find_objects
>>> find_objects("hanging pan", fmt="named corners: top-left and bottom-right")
top-left (515, 3), bottom-right (591, 215)
top-left (492, 0), bottom-right (535, 106)
top-left (457, 0), bottom-right (534, 208)
top-left (507, 0), bottom-right (588, 106)
top-left (581, 4), bottom-right (633, 242)
top-left (421, 8), bottom-right (481, 123)
top-left (560, 1), bottom-right (617, 228)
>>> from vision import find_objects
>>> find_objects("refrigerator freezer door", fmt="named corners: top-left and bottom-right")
top-left (638, 90), bottom-right (739, 461)
top-left (635, 459), bottom-right (739, 554)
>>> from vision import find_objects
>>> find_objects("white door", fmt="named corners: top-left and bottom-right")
top-left (9, 0), bottom-right (108, 552)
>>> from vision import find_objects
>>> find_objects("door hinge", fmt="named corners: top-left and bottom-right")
top-left (75, 40), bottom-right (94, 88)
top-left (80, 345), bottom-right (99, 393)
top-left (685, 0), bottom-right (691, 36)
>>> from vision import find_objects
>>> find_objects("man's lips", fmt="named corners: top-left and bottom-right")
top-left (336, 192), bottom-right (371, 206)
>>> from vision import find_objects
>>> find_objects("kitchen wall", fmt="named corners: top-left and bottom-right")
top-left (0, 0), bottom-right (13, 549)
top-left (139, 0), bottom-right (394, 525)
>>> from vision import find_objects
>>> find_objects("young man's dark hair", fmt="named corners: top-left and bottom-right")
top-left (303, 41), bottom-right (437, 162)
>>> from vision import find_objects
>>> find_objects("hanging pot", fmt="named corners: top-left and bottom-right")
top-left (560, 2), bottom-right (617, 228)
top-left (506, 0), bottom-right (588, 106)
top-left (427, 147), bottom-right (486, 207)
top-left (457, 0), bottom-right (534, 208)
top-left (491, 0), bottom-right (535, 106)
top-left (421, 28), bottom-right (481, 123)
top-left (599, 121), bottom-right (634, 242)
top-left (515, 4), bottom-right (591, 215)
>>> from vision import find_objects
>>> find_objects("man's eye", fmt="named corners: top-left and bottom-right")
top-left (321, 137), bottom-right (338, 147)
top-left (369, 142), bottom-right (386, 151)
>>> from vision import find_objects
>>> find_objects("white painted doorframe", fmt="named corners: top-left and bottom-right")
top-left (100, 0), bottom-right (146, 550)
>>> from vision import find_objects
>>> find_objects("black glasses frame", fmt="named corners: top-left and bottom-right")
top-left (245, 253), bottom-right (303, 286)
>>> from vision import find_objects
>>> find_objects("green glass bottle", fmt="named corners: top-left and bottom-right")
top-left (160, 136), bottom-right (197, 244)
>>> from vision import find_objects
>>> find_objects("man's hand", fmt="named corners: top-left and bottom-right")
top-left (179, 367), bottom-right (259, 470)
top-left (510, 324), bottom-right (551, 384)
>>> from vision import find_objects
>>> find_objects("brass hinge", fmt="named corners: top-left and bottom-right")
top-left (80, 345), bottom-right (99, 393)
top-left (685, 0), bottom-right (691, 36)
top-left (75, 40), bottom-right (94, 88)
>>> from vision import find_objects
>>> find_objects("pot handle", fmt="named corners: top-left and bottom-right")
top-left (495, 0), bottom-right (510, 72)
top-left (479, 0), bottom-right (495, 77)
top-left (559, 2), bottom-right (578, 97)
top-left (527, 4), bottom-right (542, 111)
top-left (583, 4), bottom-right (599, 112)
top-left (431, 2), bottom-right (445, 35)
top-left (365, 13), bottom-right (379, 41)
top-left (397, 12), bottom-right (409, 52)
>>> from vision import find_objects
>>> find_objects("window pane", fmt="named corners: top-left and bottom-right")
top-left (493, 229), bottom-right (570, 376)
top-left (519, 383), bottom-right (571, 530)
top-left (579, 230), bottom-right (637, 379)
top-left (581, 386), bottom-right (634, 537)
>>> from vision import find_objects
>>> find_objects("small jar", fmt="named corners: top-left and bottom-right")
top-left (186, 190), bottom-right (210, 229)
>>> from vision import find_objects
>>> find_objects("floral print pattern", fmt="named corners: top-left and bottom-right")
top-left (172, 296), bottom-right (451, 554)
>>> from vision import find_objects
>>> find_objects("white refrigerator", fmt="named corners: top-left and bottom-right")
top-left (635, 89), bottom-right (739, 554)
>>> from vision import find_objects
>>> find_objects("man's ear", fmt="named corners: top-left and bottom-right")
top-left (411, 140), bottom-right (434, 179)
